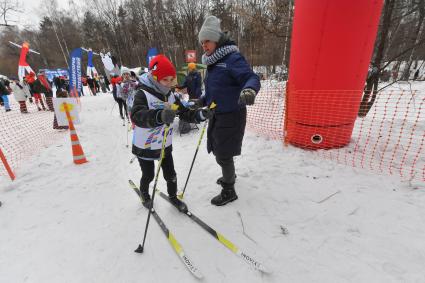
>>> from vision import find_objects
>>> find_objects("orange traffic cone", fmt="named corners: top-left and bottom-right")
top-left (63, 102), bottom-right (88, 165)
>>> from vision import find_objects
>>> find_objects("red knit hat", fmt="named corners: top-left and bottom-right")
top-left (149, 54), bottom-right (176, 81)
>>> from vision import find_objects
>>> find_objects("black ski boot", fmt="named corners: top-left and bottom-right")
top-left (169, 196), bottom-right (188, 213)
top-left (211, 182), bottom-right (238, 206)
top-left (216, 174), bottom-right (237, 185)
top-left (139, 188), bottom-right (152, 209)
top-left (167, 177), bottom-right (188, 213)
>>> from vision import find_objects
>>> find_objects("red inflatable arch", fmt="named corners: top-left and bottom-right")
top-left (285, 0), bottom-right (384, 149)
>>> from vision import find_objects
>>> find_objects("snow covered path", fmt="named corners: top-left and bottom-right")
top-left (1, 94), bottom-right (425, 282)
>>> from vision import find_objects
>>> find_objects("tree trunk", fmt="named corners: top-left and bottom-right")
top-left (358, 0), bottom-right (395, 117)
top-left (401, 5), bottom-right (425, 80)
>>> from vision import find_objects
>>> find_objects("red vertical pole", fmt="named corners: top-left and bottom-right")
top-left (0, 148), bottom-right (16, 181)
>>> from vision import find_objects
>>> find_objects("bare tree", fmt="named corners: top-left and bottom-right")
top-left (0, 0), bottom-right (21, 26)
top-left (1, 0), bottom-right (425, 82)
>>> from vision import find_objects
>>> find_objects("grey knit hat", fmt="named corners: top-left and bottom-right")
top-left (198, 16), bottom-right (223, 44)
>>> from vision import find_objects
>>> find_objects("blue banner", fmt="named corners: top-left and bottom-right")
top-left (87, 49), bottom-right (94, 67)
top-left (69, 48), bottom-right (82, 97)
top-left (38, 68), bottom-right (69, 81)
top-left (146, 48), bottom-right (158, 66)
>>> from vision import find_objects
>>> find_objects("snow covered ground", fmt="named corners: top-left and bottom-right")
top-left (1, 93), bottom-right (425, 282)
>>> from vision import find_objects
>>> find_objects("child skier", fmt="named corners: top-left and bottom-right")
top-left (131, 55), bottom-right (212, 212)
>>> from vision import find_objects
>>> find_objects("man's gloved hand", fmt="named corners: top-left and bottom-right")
top-left (159, 109), bottom-right (176, 124)
top-left (197, 107), bottom-right (213, 121)
top-left (239, 88), bottom-right (256, 105)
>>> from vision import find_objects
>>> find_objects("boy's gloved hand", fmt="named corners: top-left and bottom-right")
top-left (239, 88), bottom-right (256, 105)
top-left (160, 109), bottom-right (176, 124)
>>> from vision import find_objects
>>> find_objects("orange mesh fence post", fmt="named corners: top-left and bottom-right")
top-left (0, 148), bottom-right (15, 181)
top-left (246, 82), bottom-right (285, 140)
top-left (63, 102), bottom-right (88, 165)
top-left (283, 81), bottom-right (290, 146)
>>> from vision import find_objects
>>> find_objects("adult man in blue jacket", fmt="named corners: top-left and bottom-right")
top-left (198, 16), bottom-right (261, 206)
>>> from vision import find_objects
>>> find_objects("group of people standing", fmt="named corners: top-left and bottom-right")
top-left (3, 15), bottom-right (260, 211)
top-left (81, 75), bottom-right (110, 96)
top-left (0, 72), bottom-right (72, 130)
top-left (128, 15), bottom-right (260, 211)
top-left (0, 71), bottom-right (54, 113)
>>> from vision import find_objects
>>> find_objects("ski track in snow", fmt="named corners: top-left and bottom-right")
top-left (1, 93), bottom-right (425, 283)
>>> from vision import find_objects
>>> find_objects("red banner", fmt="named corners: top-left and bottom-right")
top-left (185, 50), bottom-right (196, 63)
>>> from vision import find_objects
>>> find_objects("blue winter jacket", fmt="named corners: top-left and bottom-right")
top-left (203, 52), bottom-right (260, 113)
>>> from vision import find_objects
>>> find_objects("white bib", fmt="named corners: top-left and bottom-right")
top-left (133, 90), bottom-right (176, 150)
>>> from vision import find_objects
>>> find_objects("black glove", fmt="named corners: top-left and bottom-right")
top-left (189, 98), bottom-right (204, 108)
top-left (159, 109), bottom-right (176, 124)
top-left (239, 88), bottom-right (256, 105)
top-left (197, 107), bottom-right (213, 121)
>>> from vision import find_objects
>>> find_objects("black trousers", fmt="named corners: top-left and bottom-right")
top-left (117, 98), bottom-right (128, 119)
top-left (215, 156), bottom-right (235, 184)
top-left (138, 153), bottom-right (177, 196)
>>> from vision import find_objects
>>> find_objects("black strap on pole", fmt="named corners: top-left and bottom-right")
top-left (179, 102), bottom-right (216, 199)
top-left (179, 121), bottom-right (207, 199)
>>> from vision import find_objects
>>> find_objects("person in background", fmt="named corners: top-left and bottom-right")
top-left (0, 78), bottom-right (11, 112)
top-left (177, 62), bottom-right (202, 100)
top-left (10, 78), bottom-right (30, 113)
top-left (95, 76), bottom-right (100, 93)
top-left (103, 75), bottom-right (110, 91)
top-left (26, 73), bottom-right (46, 111)
top-left (38, 72), bottom-right (54, 111)
top-left (115, 72), bottom-right (129, 121)
top-left (110, 74), bottom-right (121, 102)
top-left (87, 76), bottom-right (97, 96)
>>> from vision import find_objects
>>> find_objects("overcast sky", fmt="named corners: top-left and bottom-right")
top-left (15, 0), bottom-right (78, 29)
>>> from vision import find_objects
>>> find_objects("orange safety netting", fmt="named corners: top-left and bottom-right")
top-left (0, 97), bottom-right (66, 179)
top-left (246, 82), bottom-right (285, 140)
top-left (247, 85), bottom-right (425, 182)
top-left (2, 84), bottom-right (424, 183)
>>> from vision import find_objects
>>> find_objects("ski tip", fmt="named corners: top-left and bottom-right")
top-left (193, 271), bottom-right (204, 279)
top-left (134, 244), bottom-right (144, 253)
top-left (259, 265), bottom-right (272, 274)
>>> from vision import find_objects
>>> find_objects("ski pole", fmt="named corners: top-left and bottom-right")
top-left (110, 101), bottom-right (116, 115)
top-left (135, 124), bottom-right (170, 253)
top-left (126, 119), bottom-right (129, 148)
top-left (179, 102), bottom-right (216, 199)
